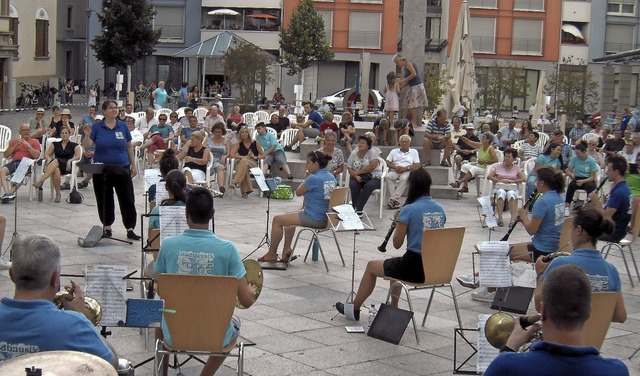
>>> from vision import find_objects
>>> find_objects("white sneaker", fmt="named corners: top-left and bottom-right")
top-left (456, 274), bottom-right (478, 288)
top-left (0, 257), bottom-right (11, 270)
top-left (471, 287), bottom-right (495, 303)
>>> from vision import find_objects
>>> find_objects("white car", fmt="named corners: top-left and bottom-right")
top-left (314, 88), bottom-right (385, 112)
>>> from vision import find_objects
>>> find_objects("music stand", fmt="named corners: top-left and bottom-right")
top-left (77, 163), bottom-right (133, 247)
top-left (244, 176), bottom-right (278, 260)
top-left (2, 159), bottom-right (34, 258)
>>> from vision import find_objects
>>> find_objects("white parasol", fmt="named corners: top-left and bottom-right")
top-left (207, 8), bottom-right (239, 29)
top-left (532, 70), bottom-right (547, 125)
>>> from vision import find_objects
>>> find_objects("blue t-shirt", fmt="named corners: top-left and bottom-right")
top-left (155, 228), bottom-right (246, 347)
top-left (182, 126), bottom-right (202, 141)
top-left (149, 123), bottom-right (173, 138)
top-left (542, 249), bottom-right (622, 292)
top-left (81, 115), bottom-right (95, 127)
top-left (396, 196), bottom-right (446, 253)
top-left (535, 153), bottom-right (561, 170)
top-left (90, 119), bottom-right (132, 166)
top-left (256, 132), bottom-right (283, 153)
top-left (569, 155), bottom-right (598, 178)
top-left (606, 181), bottom-right (631, 242)
top-left (0, 298), bottom-right (115, 364)
top-left (154, 88), bottom-right (168, 108)
top-left (303, 169), bottom-right (337, 222)
top-left (485, 341), bottom-right (628, 376)
top-left (307, 110), bottom-right (323, 129)
top-left (531, 191), bottom-right (564, 253)
top-left (178, 87), bottom-right (188, 103)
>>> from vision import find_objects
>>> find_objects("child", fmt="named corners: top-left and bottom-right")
top-left (394, 118), bottom-right (415, 145)
top-left (372, 116), bottom-right (391, 146)
top-left (338, 111), bottom-right (356, 154)
top-left (382, 71), bottom-right (400, 123)
top-left (318, 112), bottom-right (339, 145)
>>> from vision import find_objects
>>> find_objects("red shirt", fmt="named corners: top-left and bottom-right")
top-left (228, 113), bottom-right (242, 124)
top-left (9, 138), bottom-right (40, 161)
top-left (319, 122), bottom-right (339, 135)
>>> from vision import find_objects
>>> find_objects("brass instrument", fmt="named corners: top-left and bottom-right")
top-left (237, 259), bottom-right (263, 309)
top-left (542, 250), bottom-right (572, 262)
top-left (54, 291), bottom-right (103, 326)
top-left (484, 312), bottom-right (541, 350)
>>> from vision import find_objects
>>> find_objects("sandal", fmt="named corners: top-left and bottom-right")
top-left (241, 192), bottom-right (249, 199)
top-left (458, 187), bottom-right (469, 193)
top-left (229, 181), bottom-right (237, 190)
top-left (450, 181), bottom-right (460, 189)
top-left (287, 174), bottom-right (294, 181)
top-left (33, 181), bottom-right (43, 189)
top-left (54, 193), bottom-right (61, 203)
top-left (440, 161), bottom-right (452, 168)
top-left (257, 255), bottom-right (278, 263)
top-left (280, 251), bottom-right (293, 263)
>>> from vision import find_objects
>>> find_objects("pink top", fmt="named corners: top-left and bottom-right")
top-left (494, 163), bottom-right (521, 181)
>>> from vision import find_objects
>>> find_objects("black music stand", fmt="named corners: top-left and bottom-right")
top-left (245, 178), bottom-right (278, 260)
top-left (2, 159), bottom-right (34, 259)
top-left (77, 163), bottom-right (133, 247)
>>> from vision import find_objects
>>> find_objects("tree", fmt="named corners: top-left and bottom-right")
top-left (278, 0), bottom-right (334, 76)
top-left (547, 57), bottom-right (599, 121)
top-left (477, 61), bottom-right (528, 113)
top-left (424, 64), bottom-right (448, 112)
top-left (91, 0), bottom-right (161, 93)
top-left (223, 43), bottom-right (274, 110)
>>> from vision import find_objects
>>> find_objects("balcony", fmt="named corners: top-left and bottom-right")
top-left (200, 29), bottom-right (280, 51)
top-left (560, 44), bottom-right (589, 62)
top-left (397, 38), bottom-right (448, 53)
top-left (155, 24), bottom-right (184, 44)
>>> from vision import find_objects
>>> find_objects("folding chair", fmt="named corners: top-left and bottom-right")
top-left (385, 227), bottom-right (466, 343)
top-left (600, 206), bottom-right (640, 287)
top-left (154, 274), bottom-right (243, 376)
top-left (584, 292), bottom-right (618, 350)
top-left (290, 187), bottom-right (349, 272)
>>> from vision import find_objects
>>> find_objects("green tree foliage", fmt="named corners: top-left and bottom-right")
top-left (278, 0), bottom-right (334, 76)
top-left (477, 61), bottom-right (528, 113)
top-left (548, 57), bottom-right (599, 121)
top-left (91, 0), bottom-right (161, 68)
top-left (223, 43), bottom-right (274, 107)
top-left (424, 64), bottom-right (448, 111)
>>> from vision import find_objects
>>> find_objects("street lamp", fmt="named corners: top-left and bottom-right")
top-left (86, 8), bottom-right (93, 99)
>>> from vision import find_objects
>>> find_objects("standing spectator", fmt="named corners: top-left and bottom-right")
top-left (88, 85), bottom-right (97, 106)
top-left (424, 109), bottom-right (453, 167)
top-left (620, 108), bottom-right (632, 133)
top-left (384, 135), bottom-right (421, 209)
top-left (221, 81), bottom-right (231, 96)
top-left (64, 79), bottom-right (74, 104)
top-left (382, 71), bottom-right (400, 122)
top-left (152, 81), bottom-right (168, 110)
top-left (393, 53), bottom-right (428, 126)
top-left (187, 85), bottom-right (200, 109)
top-left (177, 82), bottom-right (189, 108)
top-left (211, 94), bottom-right (224, 115)
top-left (148, 81), bottom-right (157, 107)
top-left (272, 87), bottom-right (285, 104)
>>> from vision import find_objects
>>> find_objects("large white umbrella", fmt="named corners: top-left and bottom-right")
top-left (208, 8), bottom-right (239, 29)
top-left (444, 0), bottom-right (476, 119)
top-left (532, 70), bottom-right (547, 125)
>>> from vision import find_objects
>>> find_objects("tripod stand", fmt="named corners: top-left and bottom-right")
top-left (2, 160), bottom-right (34, 258)
top-left (244, 179), bottom-right (276, 260)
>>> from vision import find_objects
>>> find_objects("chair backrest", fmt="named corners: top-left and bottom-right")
top-left (287, 114), bottom-right (297, 123)
top-left (557, 216), bottom-right (573, 252)
top-left (523, 157), bottom-right (536, 177)
top-left (157, 108), bottom-right (172, 117)
top-left (135, 111), bottom-right (146, 121)
top-left (193, 108), bottom-right (208, 124)
top-left (511, 139), bottom-right (525, 151)
top-left (483, 162), bottom-right (500, 196)
top-left (176, 107), bottom-right (187, 119)
top-left (422, 227), bottom-right (466, 285)
top-left (333, 114), bottom-right (342, 124)
top-left (327, 187), bottom-right (349, 228)
top-left (536, 133), bottom-right (549, 150)
top-left (495, 149), bottom-right (504, 162)
top-left (584, 292), bottom-right (618, 349)
top-left (279, 128), bottom-right (298, 147)
top-left (241, 112), bottom-right (257, 127)
top-left (252, 126), bottom-right (278, 141)
top-left (157, 274), bottom-right (238, 352)
top-left (581, 133), bottom-right (600, 145)
top-left (254, 110), bottom-right (271, 124)
top-left (0, 125), bottom-right (11, 152)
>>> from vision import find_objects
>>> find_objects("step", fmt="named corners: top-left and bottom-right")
top-left (430, 184), bottom-right (461, 200)
top-left (424, 165), bottom-right (453, 185)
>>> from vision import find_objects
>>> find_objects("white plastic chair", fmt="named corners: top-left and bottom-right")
top-left (484, 162), bottom-right (526, 208)
top-left (133, 111), bottom-right (146, 121)
top-left (287, 114), bottom-right (297, 123)
top-left (371, 157), bottom-right (389, 219)
top-left (251, 127), bottom-right (277, 140)
top-left (254, 110), bottom-right (270, 124)
top-left (0, 125), bottom-right (12, 154)
top-left (475, 149), bottom-right (503, 197)
top-left (192, 150), bottom-right (216, 190)
top-left (581, 133), bottom-right (601, 145)
top-left (193, 108), bottom-right (208, 125)
top-left (156, 108), bottom-right (172, 117)
top-left (333, 114), bottom-right (342, 124)
top-left (536, 132), bottom-right (549, 150)
top-left (279, 128), bottom-right (298, 148)
top-left (176, 107), bottom-right (187, 119)
top-left (241, 112), bottom-right (257, 128)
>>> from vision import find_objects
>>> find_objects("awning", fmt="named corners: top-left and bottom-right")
top-left (561, 24), bottom-right (583, 39)
top-left (172, 31), bottom-right (253, 58)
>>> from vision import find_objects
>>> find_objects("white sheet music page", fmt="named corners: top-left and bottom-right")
top-left (10, 158), bottom-right (33, 184)
top-left (477, 196), bottom-right (498, 228)
top-left (159, 206), bottom-right (188, 243)
top-left (250, 167), bottom-right (269, 192)
top-left (477, 314), bottom-right (500, 373)
top-left (477, 241), bottom-right (511, 287)
top-left (155, 182), bottom-right (168, 203)
top-left (144, 168), bottom-right (161, 191)
top-left (84, 265), bottom-right (127, 327)
top-left (331, 204), bottom-right (364, 230)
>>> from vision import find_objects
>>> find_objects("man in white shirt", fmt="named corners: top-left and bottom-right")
top-left (618, 140), bottom-right (637, 164)
top-left (135, 107), bottom-right (157, 138)
top-left (211, 94), bottom-right (224, 114)
top-left (127, 117), bottom-right (144, 147)
top-left (203, 105), bottom-right (224, 132)
top-left (497, 117), bottom-right (520, 150)
top-left (384, 135), bottom-right (421, 209)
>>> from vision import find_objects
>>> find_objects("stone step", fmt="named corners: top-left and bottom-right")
top-left (430, 184), bottom-right (461, 200)
top-left (424, 165), bottom-right (453, 185)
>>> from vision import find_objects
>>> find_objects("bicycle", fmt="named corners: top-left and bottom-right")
top-left (15, 83), bottom-right (34, 110)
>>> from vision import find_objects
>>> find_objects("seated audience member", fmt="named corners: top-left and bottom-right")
top-left (454, 124), bottom-right (479, 171)
top-left (148, 170), bottom-right (188, 230)
top-left (496, 117), bottom-right (519, 150)
top-left (338, 112), bottom-right (356, 154)
top-left (135, 108), bottom-right (157, 138)
top-left (372, 116), bottom-right (391, 146)
top-left (481, 123), bottom-right (499, 146)
top-left (258, 151), bottom-right (337, 263)
top-left (179, 107), bottom-right (194, 128)
top-left (254, 122), bottom-right (293, 180)
top-left (168, 111), bottom-right (181, 148)
top-left (204, 105), bottom-right (224, 132)
top-left (525, 143), bottom-right (563, 199)
top-left (450, 116), bottom-right (465, 144)
top-left (229, 126), bottom-right (264, 199)
top-left (154, 188), bottom-right (255, 376)
top-left (226, 105), bottom-right (242, 132)
top-left (139, 113), bottom-right (175, 168)
top-left (316, 131), bottom-right (344, 179)
top-left (275, 106), bottom-right (290, 134)
top-left (148, 149), bottom-right (180, 202)
top-left (177, 131), bottom-right (210, 184)
top-left (518, 131), bottom-right (542, 161)
top-left (347, 135), bottom-right (382, 213)
top-left (394, 118), bottom-right (415, 147)
top-left (564, 143), bottom-right (598, 214)
top-left (602, 129), bottom-right (626, 160)
top-left (627, 153), bottom-right (640, 228)
top-left (618, 139), bottom-right (637, 164)
top-left (569, 120), bottom-right (587, 144)
top-left (534, 205), bottom-right (627, 323)
top-left (28, 107), bottom-right (48, 139)
top-left (484, 264), bottom-right (628, 376)
top-left (126, 116), bottom-right (144, 149)
top-left (487, 148), bottom-right (526, 227)
top-left (181, 115), bottom-right (202, 145)
top-left (32, 126), bottom-right (81, 203)
top-left (336, 168), bottom-right (445, 320)
top-left (384, 135), bottom-right (421, 209)
top-left (589, 154), bottom-right (631, 243)
top-left (450, 132), bottom-right (498, 193)
top-left (268, 111), bottom-right (287, 137)
top-left (1, 124), bottom-right (41, 202)
top-left (50, 108), bottom-right (75, 138)
top-left (284, 101), bottom-right (322, 151)
top-left (0, 235), bottom-right (118, 368)
top-left (424, 109), bottom-right (453, 167)
top-left (207, 122), bottom-right (229, 195)
top-left (517, 120), bottom-right (534, 141)
top-left (319, 112), bottom-right (339, 140)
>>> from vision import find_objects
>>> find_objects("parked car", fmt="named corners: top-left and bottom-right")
top-left (314, 88), bottom-right (384, 112)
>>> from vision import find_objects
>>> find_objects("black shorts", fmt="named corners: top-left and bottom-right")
top-left (383, 251), bottom-right (424, 283)
top-left (527, 243), bottom-right (546, 262)
top-left (2, 160), bottom-right (20, 174)
top-left (459, 152), bottom-right (476, 161)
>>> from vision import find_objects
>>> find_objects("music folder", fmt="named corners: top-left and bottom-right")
top-left (490, 286), bottom-right (534, 315)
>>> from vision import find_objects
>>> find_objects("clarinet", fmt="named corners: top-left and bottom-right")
top-left (583, 177), bottom-right (608, 207)
top-left (377, 222), bottom-right (396, 253)
top-left (500, 189), bottom-right (538, 241)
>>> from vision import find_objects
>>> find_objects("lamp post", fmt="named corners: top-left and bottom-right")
top-left (86, 8), bottom-right (92, 100)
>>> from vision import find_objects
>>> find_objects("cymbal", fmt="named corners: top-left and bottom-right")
top-left (237, 259), bottom-right (263, 309)
top-left (0, 350), bottom-right (116, 376)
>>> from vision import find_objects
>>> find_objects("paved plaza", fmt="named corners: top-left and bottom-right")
top-left (0, 109), bottom-right (639, 375)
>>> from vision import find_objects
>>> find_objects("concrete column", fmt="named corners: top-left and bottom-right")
top-left (361, 52), bottom-right (370, 107)
top-left (402, 0), bottom-right (426, 70)
top-left (618, 64), bottom-right (631, 113)
top-left (601, 65), bottom-right (614, 117)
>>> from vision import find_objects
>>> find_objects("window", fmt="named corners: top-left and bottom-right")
top-left (512, 19), bottom-right (543, 55)
top-left (605, 24), bottom-right (634, 53)
top-left (349, 12), bottom-right (382, 49)
top-left (514, 0), bottom-right (544, 11)
top-left (317, 10), bottom-right (333, 47)
top-left (35, 8), bottom-right (49, 58)
top-left (154, 6), bottom-right (185, 42)
top-left (9, 3), bottom-right (17, 49)
top-left (350, 0), bottom-right (383, 3)
top-left (607, 0), bottom-right (636, 16)
top-left (468, 0), bottom-right (497, 9)
top-left (469, 17), bottom-right (496, 53)
top-left (66, 6), bottom-right (73, 29)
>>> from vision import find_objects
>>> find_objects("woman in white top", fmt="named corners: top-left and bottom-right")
top-left (347, 135), bottom-right (382, 212)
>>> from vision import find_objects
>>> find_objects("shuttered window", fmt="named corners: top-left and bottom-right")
top-left (35, 19), bottom-right (49, 58)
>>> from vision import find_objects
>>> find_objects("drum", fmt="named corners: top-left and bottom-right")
top-left (0, 350), bottom-right (117, 376)
top-left (236, 259), bottom-right (263, 309)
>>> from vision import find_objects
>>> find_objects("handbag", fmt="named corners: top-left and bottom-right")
top-left (271, 184), bottom-right (294, 200)
top-left (359, 173), bottom-right (373, 184)
top-left (67, 186), bottom-right (83, 204)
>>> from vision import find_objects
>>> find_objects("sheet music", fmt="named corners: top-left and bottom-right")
top-left (250, 167), bottom-right (269, 192)
top-left (84, 265), bottom-right (127, 327)
top-left (332, 204), bottom-right (355, 215)
top-left (511, 262), bottom-right (536, 288)
top-left (477, 314), bottom-right (500, 373)
top-left (159, 206), bottom-right (188, 242)
top-left (10, 158), bottom-right (33, 184)
top-left (330, 204), bottom-right (364, 230)
top-left (477, 241), bottom-right (511, 287)
top-left (155, 182), bottom-right (168, 203)
top-left (144, 168), bottom-right (161, 191)
top-left (477, 196), bottom-right (498, 228)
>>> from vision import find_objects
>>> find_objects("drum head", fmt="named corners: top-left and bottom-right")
top-left (237, 259), bottom-right (263, 309)
top-left (0, 350), bottom-right (117, 375)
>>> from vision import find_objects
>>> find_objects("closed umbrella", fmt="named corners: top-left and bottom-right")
top-left (208, 8), bottom-right (239, 29)
top-left (532, 70), bottom-right (547, 127)
top-left (444, 0), bottom-right (476, 120)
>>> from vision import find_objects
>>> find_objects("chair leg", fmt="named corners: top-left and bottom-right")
top-left (237, 342), bottom-right (244, 376)
top-left (331, 229), bottom-right (346, 266)
top-left (450, 283), bottom-right (463, 329)
top-left (387, 281), bottom-right (420, 344)
top-left (604, 243), bottom-right (634, 287)
top-left (626, 245), bottom-right (640, 282)
top-left (314, 235), bottom-right (330, 273)
top-left (422, 288), bottom-right (436, 327)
